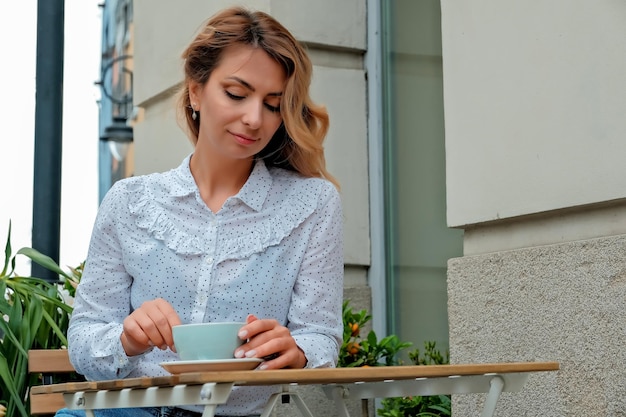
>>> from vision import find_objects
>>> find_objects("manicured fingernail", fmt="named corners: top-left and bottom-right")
top-left (238, 330), bottom-right (248, 338)
top-left (259, 364), bottom-right (268, 370)
top-left (245, 350), bottom-right (257, 358)
top-left (234, 349), bottom-right (245, 358)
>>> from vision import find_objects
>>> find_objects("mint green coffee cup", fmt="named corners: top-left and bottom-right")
top-left (173, 322), bottom-right (245, 361)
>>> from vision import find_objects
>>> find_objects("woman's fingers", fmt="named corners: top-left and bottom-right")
top-left (252, 334), bottom-right (306, 370)
top-left (121, 298), bottom-right (181, 356)
top-left (234, 319), bottom-right (306, 369)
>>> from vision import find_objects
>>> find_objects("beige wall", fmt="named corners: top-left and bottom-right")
top-left (442, 1), bottom-right (626, 415)
top-left (442, 0), bottom-right (626, 229)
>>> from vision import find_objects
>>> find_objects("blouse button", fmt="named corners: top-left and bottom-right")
top-left (205, 256), bottom-right (214, 265)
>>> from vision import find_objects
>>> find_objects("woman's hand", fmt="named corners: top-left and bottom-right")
top-left (120, 298), bottom-right (182, 356)
top-left (234, 314), bottom-right (307, 370)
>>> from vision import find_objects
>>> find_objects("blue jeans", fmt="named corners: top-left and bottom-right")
top-left (54, 407), bottom-right (259, 417)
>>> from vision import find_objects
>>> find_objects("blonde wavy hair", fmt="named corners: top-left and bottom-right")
top-left (177, 6), bottom-right (338, 188)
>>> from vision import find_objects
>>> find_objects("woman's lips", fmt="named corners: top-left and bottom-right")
top-left (231, 132), bottom-right (258, 145)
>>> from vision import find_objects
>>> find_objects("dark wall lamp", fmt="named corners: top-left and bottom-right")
top-left (97, 54), bottom-right (134, 143)
top-left (101, 116), bottom-right (133, 142)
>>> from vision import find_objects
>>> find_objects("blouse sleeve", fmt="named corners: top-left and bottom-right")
top-left (67, 181), bottom-right (149, 380)
top-left (288, 181), bottom-right (344, 368)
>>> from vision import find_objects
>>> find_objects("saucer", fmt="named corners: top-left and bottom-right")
top-left (160, 358), bottom-right (263, 374)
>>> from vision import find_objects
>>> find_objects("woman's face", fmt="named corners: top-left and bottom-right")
top-left (190, 44), bottom-right (286, 162)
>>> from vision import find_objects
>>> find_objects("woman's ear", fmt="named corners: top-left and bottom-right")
top-left (188, 82), bottom-right (201, 109)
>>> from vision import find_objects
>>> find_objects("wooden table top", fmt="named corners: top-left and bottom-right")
top-left (31, 361), bottom-right (559, 395)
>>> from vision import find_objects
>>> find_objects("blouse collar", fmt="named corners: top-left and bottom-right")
top-left (173, 154), bottom-right (273, 212)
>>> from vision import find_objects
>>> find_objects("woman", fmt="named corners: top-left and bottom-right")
top-left (56, 6), bottom-right (343, 417)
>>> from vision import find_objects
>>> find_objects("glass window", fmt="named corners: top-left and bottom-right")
top-left (381, 0), bottom-right (463, 354)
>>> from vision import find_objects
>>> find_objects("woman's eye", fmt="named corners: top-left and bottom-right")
top-left (225, 89), bottom-right (280, 113)
top-left (225, 90), bottom-right (244, 101)
top-left (264, 103), bottom-right (281, 113)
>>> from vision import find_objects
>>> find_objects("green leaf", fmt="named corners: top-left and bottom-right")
top-left (22, 291), bottom-right (44, 347)
top-left (366, 330), bottom-right (378, 346)
top-left (0, 354), bottom-right (29, 417)
top-left (40, 308), bottom-right (69, 347)
top-left (429, 404), bottom-right (451, 414)
top-left (0, 279), bottom-right (6, 302)
top-left (0, 317), bottom-right (28, 357)
top-left (1, 220), bottom-right (12, 276)
top-left (7, 290), bottom-right (24, 335)
top-left (17, 247), bottom-right (72, 280)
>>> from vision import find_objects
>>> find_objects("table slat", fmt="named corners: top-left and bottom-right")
top-left (31, 362), bottom-right (558, 395)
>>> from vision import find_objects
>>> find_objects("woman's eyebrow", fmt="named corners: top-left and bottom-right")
top-left (227, 76), bottom-right (283, 97)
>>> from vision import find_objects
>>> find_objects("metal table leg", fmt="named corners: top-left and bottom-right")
top-left (326, 386), bottom-right (352, 417)
top-left (260, 385), bottom-right (315, 417)
top-left (480, 376), bottom-right (505, 417)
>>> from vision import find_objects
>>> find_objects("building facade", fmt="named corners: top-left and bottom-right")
top-left (443, 1), bottom-right (626, 415)
top-left (99, 0), bottom-right (626, 415)
top-left (97, 0), bottom-right (135, 201)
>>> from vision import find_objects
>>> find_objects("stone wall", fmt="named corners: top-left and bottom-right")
top-left (447, 234), bottom-right (626, 416)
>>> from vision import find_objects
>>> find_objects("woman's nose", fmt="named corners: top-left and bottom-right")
top-left (242, 101), bottom-right (263, 129)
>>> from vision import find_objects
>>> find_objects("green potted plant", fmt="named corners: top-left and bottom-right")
top-left (0, 222), bottom-right (78, 417)
top-left (339, 300), bottom-right (452, 417)
top-left (339, 300), bottom-right (412, 367)
top-left (377, 341), bottom-right (451, 417)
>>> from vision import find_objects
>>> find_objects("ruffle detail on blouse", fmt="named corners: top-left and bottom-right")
top-left (218, 191), bottom-right (317, 262)
top-left (127, 182), bottom-right (206, 255)
top-left (126, 176), bottom-right (322, 261)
